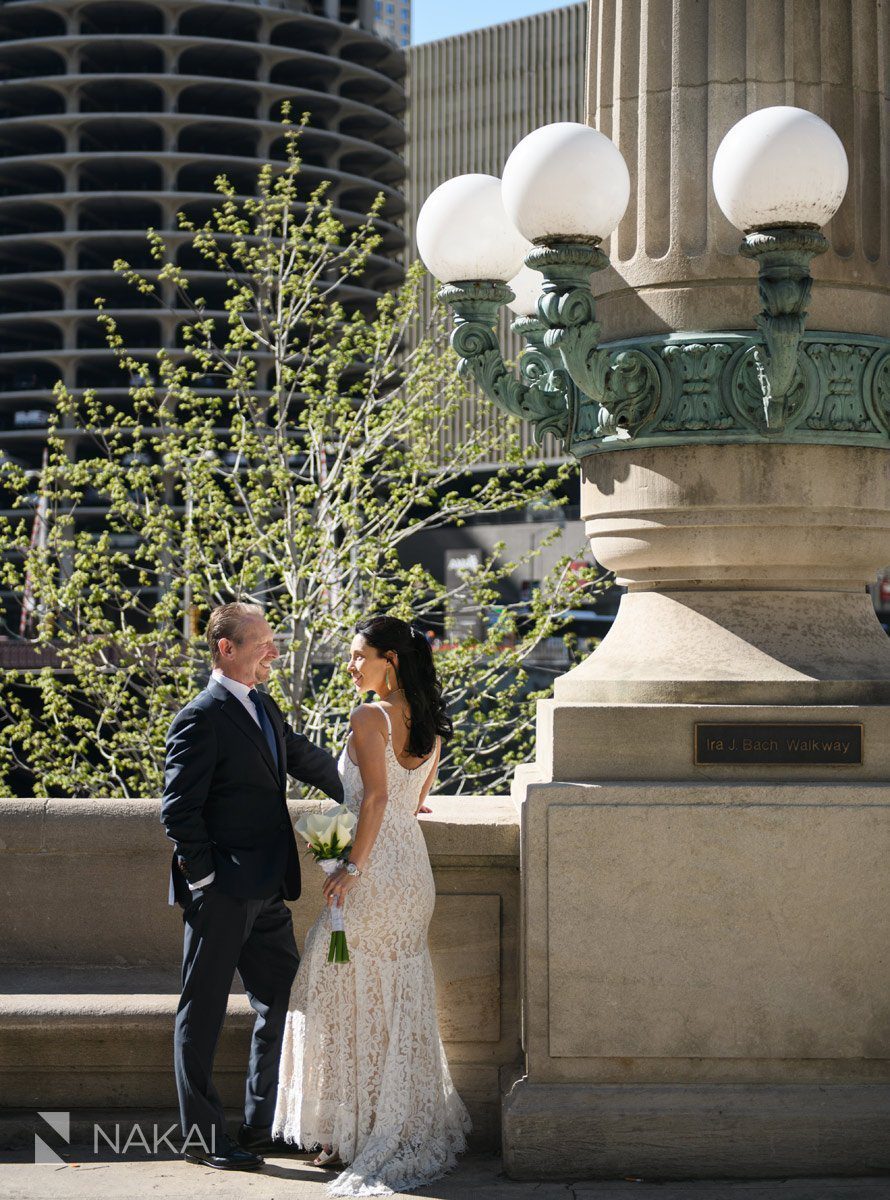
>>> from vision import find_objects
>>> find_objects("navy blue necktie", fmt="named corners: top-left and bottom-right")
top-left (248, 689), bottom-right (280, 774)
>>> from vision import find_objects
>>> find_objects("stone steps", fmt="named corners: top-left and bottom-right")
top-left (0, 966), bottom-right (255, 1119)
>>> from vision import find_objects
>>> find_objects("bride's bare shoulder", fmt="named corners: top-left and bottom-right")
top-left (348, 703), bottom-right (388, 734)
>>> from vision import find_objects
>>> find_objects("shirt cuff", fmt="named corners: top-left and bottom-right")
top-left (188, 871), bottom-right (215, 891)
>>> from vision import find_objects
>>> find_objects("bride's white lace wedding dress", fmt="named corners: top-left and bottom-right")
top-left (272, 703), bottom-right (471, 1196)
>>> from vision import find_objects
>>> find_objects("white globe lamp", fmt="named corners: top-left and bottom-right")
top-left (416, 174), bottom-right (530, 283)
top-left (501, 121), bottom-right (630, 243)
top-left (712, 106), bottom-right (848, 232)
top-left (506, 265), bottom-right (542, 318)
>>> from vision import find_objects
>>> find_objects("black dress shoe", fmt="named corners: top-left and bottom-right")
top-left (184, 1134), bottom-right (264, 1170)
top-left (237, 1122), bottom-right (306, 1155)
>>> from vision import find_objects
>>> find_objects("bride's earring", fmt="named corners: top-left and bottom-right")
top-left (385, 665), bottom-right (392, 691)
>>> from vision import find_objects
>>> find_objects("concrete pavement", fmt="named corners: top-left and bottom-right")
top-left (2, 1148), bottom-right (890, 1200)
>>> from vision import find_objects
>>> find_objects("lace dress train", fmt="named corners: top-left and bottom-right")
top-left (272, 706), bottom-right (471, 1196)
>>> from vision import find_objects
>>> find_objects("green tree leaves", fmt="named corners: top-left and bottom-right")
top-left (0, 117), bottom-right (606, 798)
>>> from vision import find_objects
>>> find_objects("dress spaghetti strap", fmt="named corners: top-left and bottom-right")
top-left (374, 701), bottom-right (393, 743)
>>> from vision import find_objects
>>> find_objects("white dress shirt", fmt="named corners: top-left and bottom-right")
top-left (211, 666), bottom-right (263, 727)
top-left (187, 669), bottom-right (265, 892)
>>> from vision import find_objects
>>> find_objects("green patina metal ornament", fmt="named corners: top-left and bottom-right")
top-left (439, 229), bottom-right (890, 459)
top-left (441, 279), bottom-right (576, 447)
top-left (740, 225), bottom-right (828, 429)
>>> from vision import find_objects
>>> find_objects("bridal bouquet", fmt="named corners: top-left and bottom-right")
top-left (295, 805), bottom-right (357, 964)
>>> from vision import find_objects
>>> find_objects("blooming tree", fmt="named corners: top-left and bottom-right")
top-left (0, 117), bottom-right (603, 798)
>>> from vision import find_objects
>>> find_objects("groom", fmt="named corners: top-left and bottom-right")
top-left (161, 601), bottom-right (343, 1170)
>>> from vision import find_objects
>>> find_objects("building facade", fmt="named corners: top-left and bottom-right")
top-left (374, 0), bottom-right (410, 49)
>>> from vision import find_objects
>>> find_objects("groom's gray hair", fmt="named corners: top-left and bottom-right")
top-left (206, 601), bottom-right (265, 664)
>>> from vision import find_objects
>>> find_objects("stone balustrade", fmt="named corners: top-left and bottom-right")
top-left (0, 794), bottom-right (519, 1150)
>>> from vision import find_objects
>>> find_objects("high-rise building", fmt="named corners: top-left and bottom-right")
top-left (374, 0), bottom-right (411, 48)
top-left (0, 0), bottom-right (406, 638)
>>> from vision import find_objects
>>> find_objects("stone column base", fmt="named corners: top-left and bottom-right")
top-left (554, 589), bottom-right (890, 706)
top-left (532, 701), bottom-right (890, 782)
top-left (510, 775), bottom-right (890, 1180)
top-left (502, 1080), bottom-right (890, 1179)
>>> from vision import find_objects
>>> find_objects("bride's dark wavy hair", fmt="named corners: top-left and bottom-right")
top-left (354, 615), bottom-right (453, 757)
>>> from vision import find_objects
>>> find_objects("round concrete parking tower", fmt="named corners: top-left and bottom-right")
top-left (0, 0), bottom-right (406, 544)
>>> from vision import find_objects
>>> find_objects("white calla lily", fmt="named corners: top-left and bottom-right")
top-left (295, 811), bottom-right (333, 843)
top-left (334, 809), bottom-right (357, 847)
top-left (296, 805), bottom-right (356, 858)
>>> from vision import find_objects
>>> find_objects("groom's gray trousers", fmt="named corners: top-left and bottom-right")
top-left (174, 883), bottom-right (299, 1145)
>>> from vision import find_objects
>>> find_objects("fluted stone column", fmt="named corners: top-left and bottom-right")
top-left (588, 0), bottom-right (890, 340)
top-left (503, 0), bottom-right (890, 1181)
top-left (544, 0), bottom-right (890, 707)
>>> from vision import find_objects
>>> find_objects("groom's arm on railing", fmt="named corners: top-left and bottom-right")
top-left (280, 711), bottom-right (343, 803)
top-left (160, 705), bottom-right (217, 884)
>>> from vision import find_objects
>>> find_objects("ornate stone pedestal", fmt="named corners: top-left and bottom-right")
top-left (504, 761), bottom-right (890, 1177)
top-left (491, 0), bottom-right (890, 1176)
top-left (563, 441), bottom-right (890, 706)
top-left (429, 0), bottom-right (890, 1177)
top-left (501, 438), bottom-right (890, 1178)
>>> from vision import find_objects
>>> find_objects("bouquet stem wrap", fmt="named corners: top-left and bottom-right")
top-left (319, 857), bottom-right (349, 963)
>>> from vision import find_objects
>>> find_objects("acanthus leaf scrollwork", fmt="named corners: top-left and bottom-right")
top-left (450, 320), bottom-right (530, 423)
top-left (806, 343), bottom-right (873, 433)
top-left (442, 281), bottom-right (570, 443)
top-left (513, 321), bottom-right (575, 450)
top-left (729, 343), bottom-right (814, 436)
top-left (660, 342), bottom-right (733, 431)
top-left (867, 352), bottom-right (890, 437)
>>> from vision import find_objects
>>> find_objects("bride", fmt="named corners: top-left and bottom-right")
top-left (272, 615), bottom-right (471, 1195)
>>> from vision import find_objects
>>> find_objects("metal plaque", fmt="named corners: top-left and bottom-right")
top-left (694, 722), bottom-right (863, 765)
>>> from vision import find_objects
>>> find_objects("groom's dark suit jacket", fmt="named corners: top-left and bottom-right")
top-left (161, 678), bottom-right (343, 907)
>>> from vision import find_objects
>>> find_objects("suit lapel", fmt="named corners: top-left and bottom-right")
top-left (207, 679), bottom-right (280, 783)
